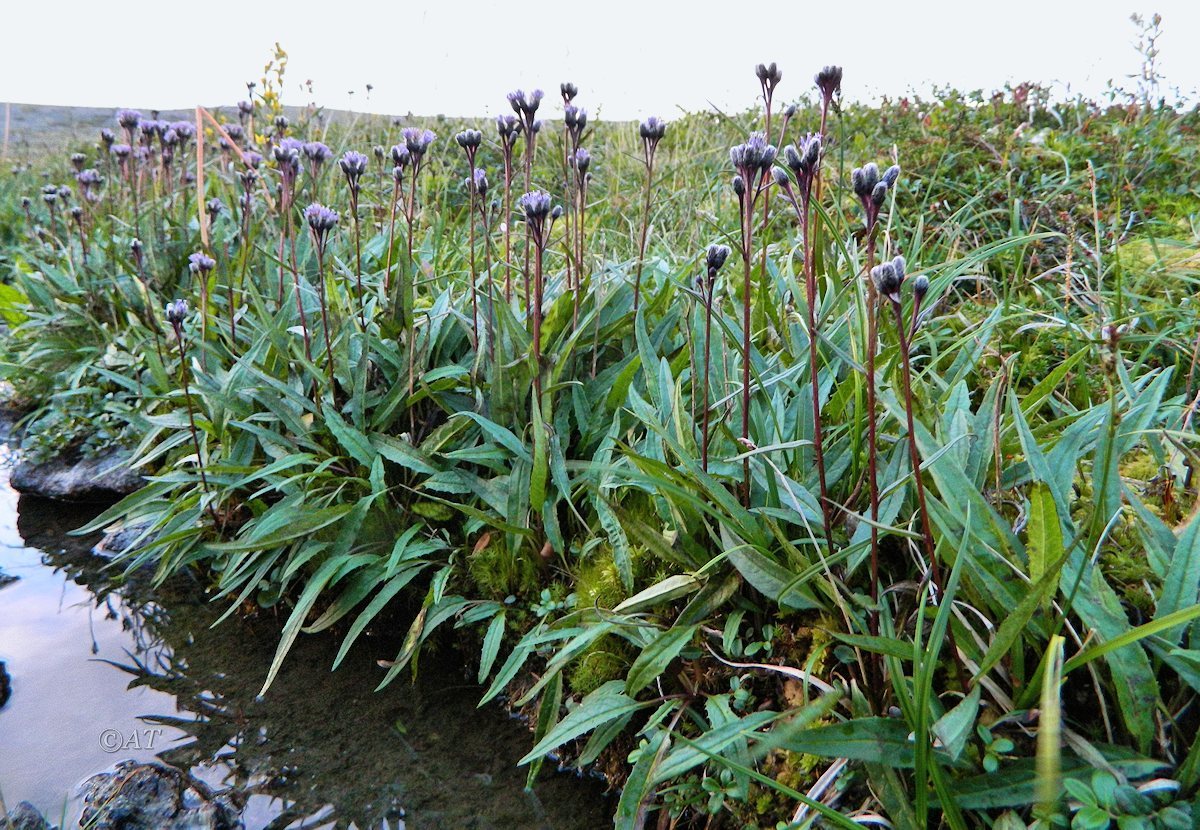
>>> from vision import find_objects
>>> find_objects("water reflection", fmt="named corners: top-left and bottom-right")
top-left (0, 476), bottom-right (610, 829)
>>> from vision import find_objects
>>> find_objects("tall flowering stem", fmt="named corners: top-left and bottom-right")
top-left (634, 117), bottom-right (667, 314)
top-left (729, 133), bottom-right (777, 504)
top-left (340, 150), bottom-right (370, 329)
top-left (853, 160), bottom-right (900, 625)
top-left (166, 300), bottom-right (218, 524)
top-left (188, 252), bottom-right (216, 369)
top-left (776, 134), bottom-right (833, 547)
top-left (571, 148), bottom-right (591, 329)
top-left (700, 245), bottom-right (730, 473)
top-left (398, 128), bottom-right (435, 329)
top-left (560, 85), bottom-right (581, 301)
top-left (508, 90), bottom-right (543, 306)
top-left (873, 258), bottom-right (944, 598)
top-left (755, 63), bottom-right (782, 310)
top-left (304, 203), bottom-right (340, 387)
top-left (456, 130), bottom-right (483, 343)
top-left (496, 115), bottom-right (522, 303)
top-left (519, 191), bottom-right (561, 399)
top-left (384, 145), bottom-right (410, 296)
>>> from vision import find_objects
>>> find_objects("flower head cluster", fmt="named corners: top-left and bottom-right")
top-left (870, 255), bottom-right (906, 302)
top-left (206, 197), bottom-right (224, 223)
top-left (71, 153), bottom-right (86, 171)
top-left (402, 128), bottom-right (435, 159)
top-left (729, 132), bottom-right (777, 202)
top-left (496, 114), bottom-right (523, 150)
top-left (237, 99), bottom-right (254, 120)
top-left (518, 190), bottom-right (561, 248)
top-left (564, 106), bottom-right (588, 147)
top-left (165, 299), bottom-right (188, 327)
top-left (560, 82), bottom-right (578, 103)
top-left (188, 251), bottom-right (216, 274)
top-left (851, 161), bottom-right (901, 226)
top-left (390, 143), bottom-right (411, 169)
top-left (116, 108), bottom-right (142, 134)
top-left (470, 168), bottom-right (489, 198)
top-left (815, 65), bottom-right (843, 106)
top-left (455, 129), bottom-right (483, 167)
top-left (99, 128), bottom-right (115, 148)
top-left (508, 89), bottom-right (543, 139)
top-left (273, 142), bottom-right (302, 205)
top-left (778, 133), bottom-right (822, 199)
top-left (339, 150), bottom-right (369, 198)
top-left (304, 202), bottom-right (339, 256)
top-left (755, 62), bottom-right (783, 96)
top-left (302, 141), bottom-right (332, 175)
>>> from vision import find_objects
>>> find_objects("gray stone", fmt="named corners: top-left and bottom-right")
top-left (1, 659), bottom-right (10, 709)
top-left (3, 801), bottom-right (56, 830)
top-left (0, 569), bottom-right (16, 589)
top-left (92, 524), bottom-right (155, 560)
top-left (80, 762), bottom-right (241, 830)
top-left (9, 449), bottom-right (144, 503)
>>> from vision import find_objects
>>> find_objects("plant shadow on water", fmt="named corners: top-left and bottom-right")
top-left (0, 477), bottom-right (610, 829)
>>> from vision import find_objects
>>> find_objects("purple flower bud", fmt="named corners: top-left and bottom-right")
top-left (391, 144), bottom-right (411, 167)
top-left (165, 299), bottom-right (188, 325)
top-left (870, 261), bottom-right (901, 300)
top-left (70, 153), bottom-right (86, 170)
top-left (100, 128), bottom-right (115, 147)
top-left (519, 190), bottom-right (553, 220)
top-left (455, 129), bottom-right (483, 150)
top-left (188, 251), bottom-right (216, 273)
top-left (206, 197), bottom-right (224, 219)
top-left (116, 109), bottom-right (142, 131)
top-left (339, 149), bottom-right (369, 181)
top-left (706, 244), bottom-right (730, 273)
top-left (755, 62), bottom-right (782, 89)
top-left (401, 128), bottom-right (435, 157)
top-left (303, 202), bottom-right (339, 234)
top-left (560, 82), bottom-right (578, 102)
top-left (911, 274), bottom-right (929, 300)
top-left (471, 167), bottom-right (488, 197)
top-left (814, 65), bottom-right (843, 102)
top-left (732, 175), bottom-right (746, 198)
top-left (572, 147), bottom-right (591, 175)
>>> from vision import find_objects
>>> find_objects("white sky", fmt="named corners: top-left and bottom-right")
top-left (2, 1), bottom-right (1197, 120)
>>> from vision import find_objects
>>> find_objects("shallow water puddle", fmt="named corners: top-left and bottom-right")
top-left (0, 457), bottom-right (609, 828)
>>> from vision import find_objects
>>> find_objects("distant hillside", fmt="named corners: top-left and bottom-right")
top-left (0, 103), bottom-right (410, 160)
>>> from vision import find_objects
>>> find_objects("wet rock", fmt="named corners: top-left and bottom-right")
top-left (9, 449), bottom-right (144, 503)
top-left (92, 524), bottom-right (155, 560)
top-left (1, 660), bottom-right (10, 709)
top-left (3, 801), bottom-right (56, 830)
top-left (80, 761), bottom-right (241, 830)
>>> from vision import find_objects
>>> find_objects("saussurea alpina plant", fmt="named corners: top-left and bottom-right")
top-left (755, 62), bottom-right (783, 293)
top-left (455, 129), bottom-right (483, 341)
top-left (188, 251), bottom-right (216, 366)
top-left (339, 149), bottom-right (370, 328)
top-left (700, 243), bottom-right (730, 473)
top-left (562, 102), bottom-right (587, 307)
top-left (729, 132), bottom-right (777, 501)
top-left (302, 141), bottom-right (332, 182)
top-left (495, 114), bottom-right (523, 302)
top-left (634, 116), bottom-right (666, 314)
top-left (852, 159), bottom-right (900, 627)
top-left (383, 144), bottom-right (410, 296)
top-left (165, 298), bottom-right (217, 523)
top-left (775, 133), bottom-right (833, 547)
top-left (571, 147), bottom-right (591, 328)
top-left (519, 190), bottom-right (561, 398)
top-left (398, 127), bottom-right (435, 326)
top-left (304, 202), bottom-right (340, 386)
top-left (470, 167), bottom-right (495, 357)
top-left (871, 256), bottom-right (943, 593)
top-left (811, 65), bottom-right (843, 226)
